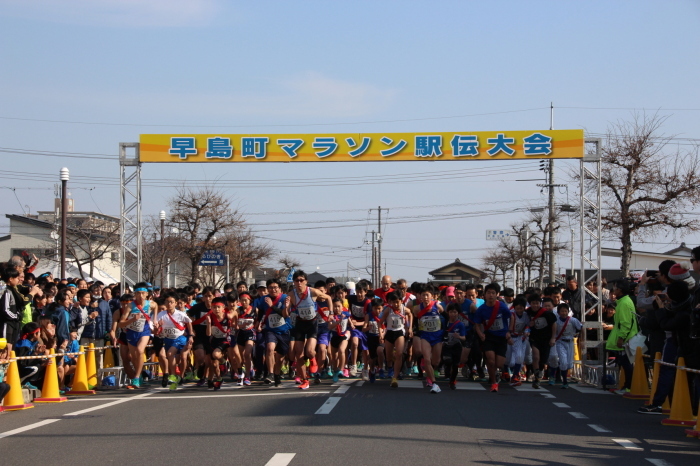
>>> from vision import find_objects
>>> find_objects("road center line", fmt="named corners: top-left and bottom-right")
top-left (335, 385), bottom-right (350, 394)
top-left (64, 390), bottom-right (155, 416)
top-left (315, 396), bottom-right (341, 414)
top-left (588, 424), bottom-right (611, 433)
top-left (612, 438), bottom-right (643, 450)
top-left (553, 402), bottom-right (570, 408)
top-left (0, 419), bottom-right (61, 440)
top-left (265, 453), bottom-right (296, 466)
top-left (144, 391), bottom-right (330, 400)
top-left (568, 412), bottom-right (589, 419)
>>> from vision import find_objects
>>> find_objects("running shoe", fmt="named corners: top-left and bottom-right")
top-left (168, 375), bottom-right (179, 391)
top-left (161, 376), bottom-right (169, 388)
top-left (213, 378), bottom-right (223, 391)
top-left (390, 377), bottom-right (398, 388)
top-left (294, 377), bottom-right (302, 385)
top-left (357, 362), bottom-right (364, 371)
top-left (548, 379), bottom-right (555, 386)
top-left (561, 383), bottom-right (569, 389)
top-left (263, 376), bottom-right (273, 385)
top-left (332, 371), bottom-right (340, 383)
top-left (238, 377), bottom-right (244, 386)
top-left (207, 379), bottom-right (215, 389)
top-left (449, 382), bottom-right (456, 390)
top-left (310, 358), bottom-right (318, 374)
top-left (615, 388), bottom-right (630, 395)
top-left (327, 367), bottom-right (334, 378)
top-left (430, 383), bottom-right (441, 394)
top-left (369, 370), bottom-right (376, 383)
top-left (388, 368), bottom-right (394, 378)
top-left (196, 378), bottom-right (207, 387)
top-left (244, 378), bottom-right (251, 386)
top-left (314, 373), bottom-right (321, 385)
top-left (349, 365), bottom-right (357, 377)
top-left (490, 383), bottom-right (499, 393)
top-left (434, 370), bottom-right (440, 380)
top-left (362, 368), bottom-right (370, 381)
top-left (637, 405), bottom-right (663, 414)
top-left (132, 377), bottom-right (141, 388)
top-left (299, 380), bottom-right (310, 390)
top-left (510, 377), bottom-right (522, 387)
top-left (342, 368), bottom-right (349, 378)
top-left (274, 374), bottom-right (282, 387)
top-left (398, 371), bottom-right (404, 381)
top-left (412, 365), bottom-right (419, 375)
top-left (460, 364), bottom-right (469, 379)
top-left (378, 369), bottom-right (385, 379)
top-left (532, 380), bottom-right (540, 389)
top-left (23, 382), bottom-right (39, 390)
top-left (502, 372), bottom-right (511, 382)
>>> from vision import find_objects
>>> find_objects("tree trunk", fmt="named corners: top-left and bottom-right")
top-left (620, 226), bottom-right (632, 278)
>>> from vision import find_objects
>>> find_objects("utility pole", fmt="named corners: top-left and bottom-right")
top-left (60, 167), bottom-right (69, 280)
top-left (370, 230), bottom-right (377, 287)
top-left (369, 207), bottom-right (388, 278)
top-left (548, 102), bottom-right (556, 286)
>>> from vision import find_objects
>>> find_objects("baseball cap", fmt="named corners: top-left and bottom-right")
top-left (446, 286), bottom-right (455, 297)
top-left (255, 280), bottom-right (266, 289)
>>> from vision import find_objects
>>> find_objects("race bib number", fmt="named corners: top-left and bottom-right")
top-left (211, 326), bottom-right (228, 339)
top-left (351, 304), bottom-right (365, 319)
top-left (161, 327), bottom-right (181, 338)
top-left (459, 315), bottom-right (472, 328)
top-left (317, 309), bottom-right (330, 324)
top-left (289, 312), bottom-right (297, 326)
top-left (238, 318), bottom-right (254, 330)
top-left (489, 316), bottom-right (504, 332)
top-left (514, 320), bottom-right (527, 333)
top-left (420, 315), bottom-right (440, 333)
top-left (367, 321), bottom-right (379, 334)
top-left (534, 317), bottom-right (547, 330)
top-left (447, 332), bottom-right (460, 346)
top-left (298, 306), bottom-right (316, 320)
top-left (268, 313), bottom-right (285, 328)
top-left (127, 312), bottom-right (146, 332)
top-left (339, 318), bottom-right (348, 333)
top-left (388, 313), bottom-right (404, 331)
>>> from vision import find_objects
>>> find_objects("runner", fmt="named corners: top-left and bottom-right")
top-left (187, 286), bottom-right (216, 384)
top-left (235, 292), bottom-right (256, 386)
top-left (553, 302), bottom-right (582, 389)
top-left (155, 293), bottom-right (194, 391)
top-left (206, 297), bottom-right (232, 390)
top-left (313, 280), bottom-right (332, 384)
top-left (108, 293), bottom-right (136, 385)
top-left (454, 283), bottom-right (476, 379)
top-left (443, 303), bottom-right (467, 390)
top-left (374, 275), bottom-right (395, 303)
top-left (117, 282), bottom-right (157, 388)
top-left (289, 270), bottom-right (333, 390)
top-left (347, 282), bottom-right (371, 378)
top-left (473, 283), bottom-right (514, 393)
top-left (527, 295), bottom-right (557, 389)
top-left (381, 291), bottom-right (412, 387)
top-left (328, 298), bottom-right (352, 383)
top-left (508, 297), bottom-right (530, 387)
top-left (412, 284), bottom-right (445, 393)
top-left (363, 297), bottom-right (385, 382)
top-left (256, 278), bottom-right (291, 387)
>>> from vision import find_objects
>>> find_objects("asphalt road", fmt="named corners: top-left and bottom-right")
top-left (1, 377), bottom-right (698, 466)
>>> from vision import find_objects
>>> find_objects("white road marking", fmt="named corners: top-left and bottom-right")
top-left (568, 412), bottom-right (589, 419)
top-left (514, 385), bottom-right (550, 392)
top-left (553, 402), bottom-right (570, 408)
top-left (456, 384), bottom-right (486, 390)
top-left (588, 424), bottom-right (611, 432)
top-left (145, 391), bottom-right (331, 400)
top-left (355, 381), bottom-right (364, 387)
top-left (265, 453), bottom-right (296, 466)
top-left (0, 419), bottom-right (61, 440)
top-left (315, 396), bottom-right (341, 414)
top-left (612, 438), bottom-right (642, 450)
top-left (64, 390), bottom-right (155, 416)
top-left (397, 380), bottom-right (425, 389)
top-left (646, 459), bottom-right (674, 466)
top-left (571, 385), bottom-right (613, 395)
top-left (69, 397), bottom-right (124, 402)
top-left (335, 385), bottom-right (350, 394)
top-left (541, 393), bottom-right (556, 398)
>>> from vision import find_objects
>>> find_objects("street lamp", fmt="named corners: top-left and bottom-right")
top-left (160, 210), bottom-right (166, 289)
top-left (60, 167), bottom-right (69, 280)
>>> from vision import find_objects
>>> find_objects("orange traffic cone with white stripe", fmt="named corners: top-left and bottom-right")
top-left (661, 357), bottom-right (695, 426)
top-left (66, 346), bottom-right (96, 395)
top-left (2, 351), bottom-right (34, 411)
top-left (86, 343), bottom-right (97, 389)
top-left (35, 349), bottom-right (67, 403)
top-left (624, 346), bottom-right (651, 399)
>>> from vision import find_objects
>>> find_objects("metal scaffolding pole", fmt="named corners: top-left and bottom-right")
top-left (119, 143), bottom-right (142, 291)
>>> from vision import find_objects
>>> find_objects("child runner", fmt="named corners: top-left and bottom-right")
top-left (118, 282), bottom-right (157, 388)
top-left (508, 297), bottom-right (531, 387)
top-left (363, 297), bottom-right (385, 382)
top-left (109, 294), bottom-right (136, 385)
top-left (454, 283), bottom-right (477, 378)
top-left (289, 270), bottom-right (333, 390)
top-left (328, 298), bottom-right (352, 383)
top-left (553, 302), bottom-right (582, 389)
top-left (346, 282), bottom-right (370, 378)
top-left (527, 295), bottom-right (557, 389)
top-left (442, 303), bottom-right (466, 390)
top-left (473, 283), bottom-right (514, 393)
top-left (256, 278), bottom-right (291, 387)
top-left (156, 293), bottom-right (194, 391)
top-left (206, 297), bottom-right (232, 390)
top-left (381, 291), bottom-right (412, 387)
top-left (313, 281), bottom-right (332, 384)
top-left (187, 287), bottom-right (216, 383)
top-left (235, 292), bottom-right (256, 386)
top-left (413, 284), bottom-right (445, 393)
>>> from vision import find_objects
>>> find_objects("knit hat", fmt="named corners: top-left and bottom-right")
top-left (668, 261), bottom-right (695, 289)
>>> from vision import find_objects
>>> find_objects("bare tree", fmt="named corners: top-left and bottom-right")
top-left (599, 114), bottom-right (700, 276)
top-left (65, 215), bottom-right (121, 279)
top-left (141, 216), bottom-right (185, 286)
top-left (481, 247), bottom-right (513, 284)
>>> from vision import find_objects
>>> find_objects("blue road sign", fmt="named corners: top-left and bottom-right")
top-left (199, 250), bottom-right (225, 266)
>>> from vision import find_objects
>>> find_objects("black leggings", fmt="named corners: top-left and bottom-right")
top-left (442, 344), bottom-right (463, 383)
top-left (0, 382), bottom-right (10, 403)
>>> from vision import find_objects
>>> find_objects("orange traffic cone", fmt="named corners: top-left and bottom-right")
top-left (2, 351), bottom-right (34, 410)
top-left (661, 357), bottom-right (695, 426)
top-left (662, 396), bottom-right (671, 414)
top-left (618, 364), bottom-right (626, 390)
top-left (647, 352), bottom-right (662, 405)
top-left (86, 343), bottom-right (97, 388)
top-left (685, 409), bottom-right (700, 438)
top-left (35, 349), bottom-right (68, 403)
top-left (66, 346), bottom-right (96, 395)
top-left (624, 346), bottom-right (651, 399)
top-left (103, 345), bottom-right (115, 369)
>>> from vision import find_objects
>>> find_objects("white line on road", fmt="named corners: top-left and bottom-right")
top-left (553, 402), bottom-right (570, 408)
top-left (588, 424), bottom-right (612, 433)
top-left (265, 453), bottom-right (296, 466)
top-left (514, 386), bottom-right (550, 392)
top-left (612, 439), bottom-right (643, 450)
top-left (0, 419), bottom-right (61, 440)
top-left (456, 384), bottom-right (486, 390)
top-left (64, 390), bottom-right (155, 416)
top-left (541, 393), bottom-right (556, 398)
top-left (315, 396), bottom-right (341, 414)
top-left (568, 412), bottom-right (589, 419)
top-left (335, 385), bottom-right (350, 394)
top-left (355, 381), bottom-right (364, 387)
top-left (646, 459), bottom-right (674, 466)
top-left (145, 391), bottom-right (331, 400)
top-left (571, 385), bottom-right (613, 395)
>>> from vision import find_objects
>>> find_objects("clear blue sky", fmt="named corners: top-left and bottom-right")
top-left (1, 0), bottom-right (699, 282)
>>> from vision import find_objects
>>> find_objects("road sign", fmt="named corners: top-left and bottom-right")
top-left (286, 267), bottom-right (296, 283)
top-left (199, 250), bottom-right (225, 266)
top-left (486, 230), bottom-right (510, 241)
